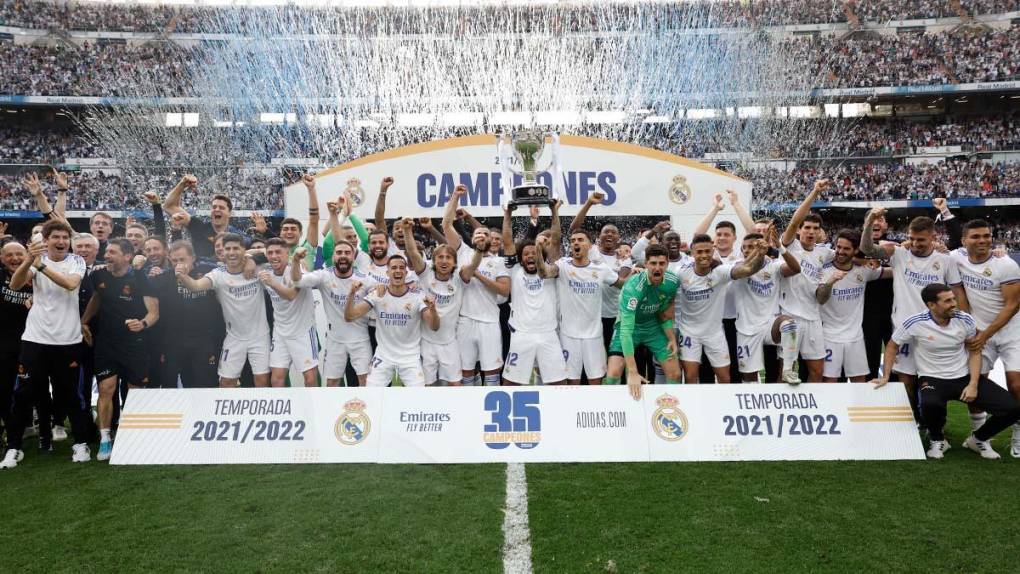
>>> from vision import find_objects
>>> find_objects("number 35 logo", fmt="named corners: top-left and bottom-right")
top-left (483, 391), bottom-right (541, 450)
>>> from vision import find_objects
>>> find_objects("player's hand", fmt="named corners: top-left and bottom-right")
top-left (142, 191), bottom-right (160, 205)
top-left (374, 284), bottom-right (386, 297)
top-left (666, 340), bottom-right (678, 359)
top-left (28, 241), bottom-right (46, 259)
top-left (535, 235), bottom-right (549, 251)
top-left (472, 233), bottom-right (489, 252)
top-left (293, 247), bottom-right (308, 262)
top-left (865, 207), bottom-right (887, 225)
top-left (765, 221), bottom-right (779, 247)
top-left (132, 254), bottom-right (146, 270)
top-left (381, 176), bottom-right (394, 191)
top-left (932, 198), bottom-right (947, 212)
top-left (651, 220), bottom-right (671, 235)
top-left (349, 280), bottom-right (362, 294)
top-left (870, 378), bottom-right (888, 389)
top-left (24, 296), bottom-right (32, 310)
top-left (424, 294), bottom-right (436, 311)
top-left (53, 170), bottom-right (69, 191)
top-left (174, 263), bottom-right (188, 278)
top-left (401, 217), bottom-right (415, 230)
top-left (258, 269), bottom-right (273, 285)
top-left (341, 191), bottom-right (353, 216)
top-left (993, 246), bottom-right (1007, 258)
top-left (933, 241), bottom-right (948, 254)
top-left (418, 217), bottom-right (433, 229)
top-left (725, 189), bottom-right (739, 205)
top-left (960, 383), bottom-right (978, 403)
top-left (326, 201), bottom-right (338, 216)
top-left (180, 174), bottom-right (198, 189)
top-left (627, 371), bottom-right (647, 400)
top-left (301, 173), bottom-right (316, 190)
top-left (82, 324), bottom-right (93, 347)
top-left (455, 208), bottom-right (468, 220)
top-left (713, 193), bottom-right (724, 210)
top-left (242, 258), bottom-right (257, 280)
top-left (23, 172), bottom-right (43, 196)
top-left (125, 319), bottom-right (145, 333)
top-left (0, 221), bottom-right (7, 236)
top-left (587, 191), bottom-right (605, 205)
top-left (865, 258), bottom-right (882, 270)
top-left (251, 212), bottom-right (267, 234)
top-left (830, 269), bottom-right (847, 283)
top-left (812, 179), bottom-right (832, 195)
top-left (171, 212), bottom-right (188, 229)
top-left (148, 266), bottom-right (162, 278)
top-left (967, 333), bottom-right (988, 352)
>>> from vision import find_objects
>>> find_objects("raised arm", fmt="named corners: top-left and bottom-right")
top-left (546, 199), bottom-right (563, 261)
top-left (175, 266), bottom-right (212, 292)
top-left (568, 191), bottom-right (603, 234)
top-left (290, 248), bottom-right (308, 284)
top-left (535, 236), bottom-right (558, 279)
top-left (374, 177), bottom-right (394, 235)
top-left (259, 269), bottom-right (297, 301)
top-left (459, 238), bottom-right (486, 283)
top-left (418, 217), bottom-right (446, 246)
top-left (53, 171), bottom-right (68, 223)
top-left (933, 198), bottom-right (961, 251)
top-left (815, 268), bottom-right (847, 305)
top-left (693, 193), bottom-right (725, 237)
top-left (302, 174), bottom-right (320, 248)
top-left (422, 295), bottom-right (440, 331)
top-left (162, 174), bottom-right (196, 225)
top-left (781, 179), bottom-right (829, 247)
top-left (860, 208), bottom-right (896, 260)
top-left (502, 204), bottom-right (516, 257)
top-left (730, 241), bottom-right (767, 279)
top-left (442, 184), bottom-right (467, 250)
top-left (143, 191), bottom-right (167, 239)
top-left (779, 248), bottom-right (801, 277)
top-left (400, 219), bottom-right (427, 275)
top-left (344, 281), bottom-right (375, 322)
top-left (726, 189), bottom-right (755, 233)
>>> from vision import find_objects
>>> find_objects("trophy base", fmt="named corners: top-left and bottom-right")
top-left (508, 183), bottom-right (554, 209)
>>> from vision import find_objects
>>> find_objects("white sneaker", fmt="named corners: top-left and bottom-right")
top-left (781, 370), bottom-right (801, 385)
top-left (52, 425), bottom-right (68, 442)
top-left (71, 443), bottom-right (91, 463)
top-left (1010, 425), bottom-right (1020, 459)
top-left (962, 435), bottom-right (1001, 460)
top-left (926, 440), bottom-right (950, 460)
top-left (0, 449), bottom-right (24, 469)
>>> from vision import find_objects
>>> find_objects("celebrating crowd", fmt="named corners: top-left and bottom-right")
top-left (2, 172), bottom-right (1020, 470)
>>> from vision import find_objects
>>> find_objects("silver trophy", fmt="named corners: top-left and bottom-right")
top-left (506, 130), bottom-right (555, 209)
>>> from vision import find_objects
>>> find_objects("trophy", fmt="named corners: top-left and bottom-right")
top-left (506, 130), bottom-right (556, 209)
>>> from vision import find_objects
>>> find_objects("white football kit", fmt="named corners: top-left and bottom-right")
top-left (503, 264), bottom-right (567, 385)
top-left (732, 258), bottom-right (785, 374)
top-left (555, 258), bottom-right (619, 379)
top-left (780, 239), bottom-right (834, 361)
top-left (265, 267), bottom-right (319, 373)
top-left (420, 264), bottom-right (468, 384)
top-left (818, 263), bottom-right (882, 379)
top-left (364, 287), bottom-right (429, 387)
top-left (950, 250), bottom-right (1020, 373)
top-left (297, 268), bottom-right (376, 380)
top-left (676, 264), bottom-right (735, 367)
top-left (888, 247), bottom-right (960, 376)
top-left (456, 243), bottom-right (509, 373)
top-left (892, 311), bottom-right (977, 380)
top-left (206, 267), bottom-right (271, 378)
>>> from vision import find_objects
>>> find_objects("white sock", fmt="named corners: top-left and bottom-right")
top-left (460, 376), bottom-right (475, 387)
top-left (779, 320), bottom-right (799, 373)
top-left (483, 374), bottom-right (500, 386)
top-left (100, 429), bottom-right (111, 442)
top-left (970, 412), bottom-right (988, 432)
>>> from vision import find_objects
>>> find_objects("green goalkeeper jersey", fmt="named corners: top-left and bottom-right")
top-left (614, 269), bottom-right (679, 356)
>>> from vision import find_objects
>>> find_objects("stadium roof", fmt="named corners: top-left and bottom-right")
top-left (83, 0), bottom-right (662, 6)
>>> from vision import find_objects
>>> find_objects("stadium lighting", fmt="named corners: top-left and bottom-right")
top-left (260, 113), bottom-right (286, 124)
top-left (353, 119), bottom-right (380, 128)
top-left (164, 113), bottom-right (183, 127)
top-left (585, 111), bottom-right (628, 124)
top-left (535, 110), bottom-right (582, 125)
top-left (396, 113), bottom-right (436, 127)
top-left (642, 115), bottom-right (672, 123)
top-left (440, 112), bottom-right (484, 127)
top-left (183, 113), bottom-right (200, 127)
top-left (686, 108), bottom-right (718, 119)
top-left (737, 106), bottom-right (762, 118)
top-left (489, 111), bottom-right (533, 126)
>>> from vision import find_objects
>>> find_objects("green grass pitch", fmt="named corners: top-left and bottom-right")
top-left (1, 403), bottom-right (1016, 573)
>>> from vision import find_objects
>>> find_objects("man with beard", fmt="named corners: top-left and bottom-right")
top-left (345, 255), bottom-right (438, 387)
top-left (873, 283), bottom-right (1020, 460)
top-left (861, 210), bottom-right (961, 421)
top-left (500, 206), bottom-right (567, 386)
top-left (951, 219), bottom-right (1020, 457)
top-left (442, 185), bottom-right (510, 387)
top-left (862, 206), bottom-right (893, 381)
top-left (1, 242), bottom-right (32, 452)
top-left (261, 238), bottom-right (318, 388)
top-left (2, 220), bottom-right (91, 468)
top-left (162, 175), bottom-right (249, 261)
top-left (294, 240), bottom-right (376, 386)
top-left (556, 229), bottom-right (627, 385)
top-left (81, 238), bottom-right (159, 461)
top-left (676, 234), bottom-right (767, 384)
top-left (278, 174), bottom-right (320, 271)
top-left (161, 241), bottom-right (222, 388)
top-left (138, 236), bottom-right (176, 389)
top-left (568, 192), bottom-right (634, 353)
top-left (816, 230), bottom-right (890, 383)
top-left (176, 233), bottom-right (271, 388)
top-left (607, 244), bottom-right (680, 399)
top-left (401, 219), bottom-right (484, 386)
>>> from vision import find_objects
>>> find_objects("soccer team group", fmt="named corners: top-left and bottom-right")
top-left (2, 173), bottom-right (1020, 469)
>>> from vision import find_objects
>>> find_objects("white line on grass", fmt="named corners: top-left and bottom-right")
top-left (502, 463), bottom-right (534, 574)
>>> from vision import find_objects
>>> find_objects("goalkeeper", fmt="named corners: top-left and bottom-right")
top-left (606, 244), bottom-right (681, 399)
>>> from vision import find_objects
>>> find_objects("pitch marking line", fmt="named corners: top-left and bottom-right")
top-left (502, 463), bottom-right (534, 574)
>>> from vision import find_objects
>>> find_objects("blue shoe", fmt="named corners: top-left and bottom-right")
top-left (97, 440), bottom-right (112, 462)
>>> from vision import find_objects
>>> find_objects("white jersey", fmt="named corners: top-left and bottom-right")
top-left (892, 310), bottom-right (976, 379)
top-left (206, 267), bottom-right (270, 341)
top-left (780, 239), bottom-right (834, 321)
top-left (818, 263), bottom-right (882, 343)
top-left (555, 258), bottom-right (619, 339)
top-left (508, 264), bottom-right (558, 334)
top-left (457, 243), bottom-right (509, 323)
top-left (358, 258), bottom-right (418, 286)
top-left (718, 250), bottom-right (741, 320)
top-left (22, 253), bottom-right (86, 346)
top-left (676, 264), bottom-right (734, 339)
top-left (733, 258), bottom-right (785, 336)
top-left (667, 256), bottom-right (695, 323)
top-left (588, 245), bottom-right (633, 319)
top-left (420, 264), bottom-right (467, 345)
top-left (365, 286), bottom-right (427, 363)
top-left (888, 246), bottom-right (960, 328)
top-left (264, 266), bottom-right (316, 339)
top-left (297, 268), bottom-right (376, 344)
top-left (950, 250), bottom-right (1020, 334)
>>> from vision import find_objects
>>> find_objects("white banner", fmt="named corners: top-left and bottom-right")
top-left (111, 384), bottom-right (923, 465)
top-left (284, 134), bottom-right (753, 232)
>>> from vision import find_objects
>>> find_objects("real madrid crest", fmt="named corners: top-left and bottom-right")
top-left (983, 267), bottom-right (993, 277)
top-left (856, 273), bottom-right (864, 282)
top-left (933, 262), bottom-right (941, 271)
top-left (345, 177), bottom-right (366, 208)
top-left (668, 175), bottom-right (692, 205)
top-left (651, 394), bottom-right (689, 441)
top-left (335, 398), bottom-right (371, 445)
